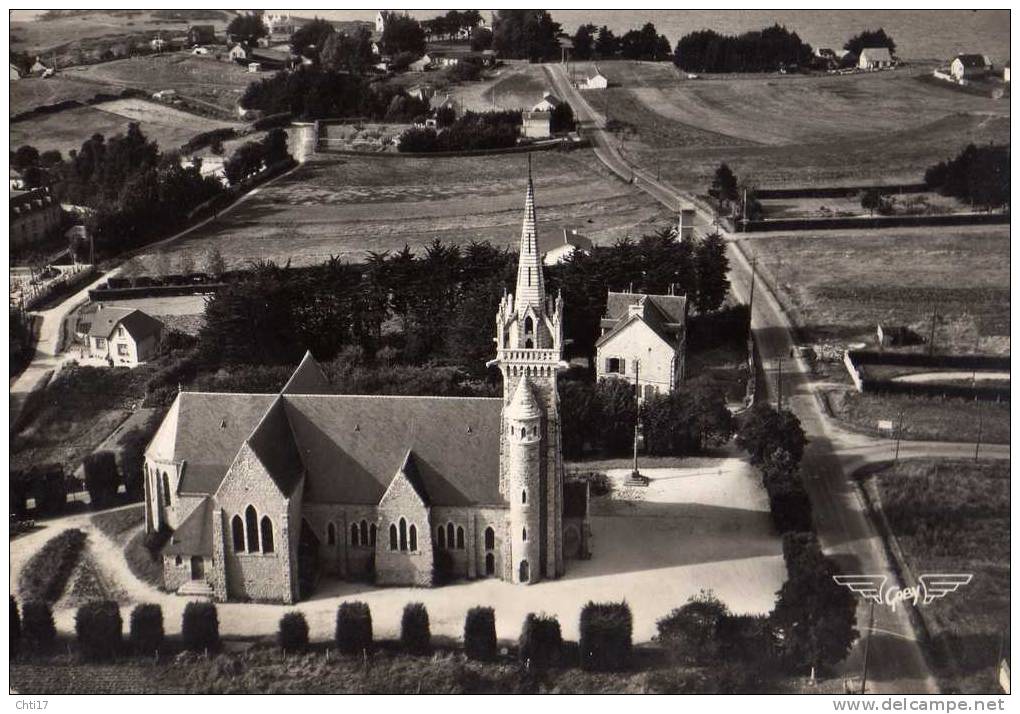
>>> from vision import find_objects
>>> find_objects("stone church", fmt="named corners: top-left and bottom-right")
top-left (143, 171), bottom-right (591, 603)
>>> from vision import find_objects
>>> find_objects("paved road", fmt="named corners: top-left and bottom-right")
top-left (550, 63), bottom-right (1010, 693)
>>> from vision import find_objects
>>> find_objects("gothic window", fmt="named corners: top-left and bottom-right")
top-left (519, 560), bottom-right (529, 582)
top-left (456, 526), bottom-right (464, 550)
top-left (399, 518), bottom-right (408, 551)
top-left (327, 522), bottom-right (336, 546)
top-left (525, 338), bottom-right (534, 348)
top-left (524, 316), bottom-right (534, 335)
top-left (245, 505), bottom-right (260, 553)
top-left (370, 523), bottom-right (377, 545)
top-left (522, 489), bottom-right (527, 504)
top-left (231, 515), bottom-right (244, 552)
top-left (360, 520), bottom-right (368, 545)
top-left (351, 523), bottom-right (360, 546)
top-left (437, 525), bottom-right (446, 549)
top-left (446, 522), bottom-right (455, 547)
top-left (389, 523), bottom-right (398, 551)
top-left (162, 472), bottom-right (171, 505)
top-left (522, 527), bottom-right (528, 541)
top-left (484, 527), bottom-right (495, 551)
top-left (485, 553), bottom-right (495, 576)
top-left (260, 516), bottom-right (275, 554)
top-left (532, 426), bottom-right (538, 436)
top-left (409, 524), bottom-right (417, 551)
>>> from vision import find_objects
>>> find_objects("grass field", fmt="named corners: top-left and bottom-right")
top-left (588, 61), bottom-right (1010, 189)
top-left (10, 97), bottom-right (238, 155)
top-left (865, 458), bottom-right (1009, 693)
top-left (738, 226), bottom-right (1010, 353)
top-left (760, 192), bottom-right (966, 220)
top-left (10, 76), bottom-right (124, 117)
top-left (433, 62), bottom-right (554, 114)
top-left (132, 150), bottom-right (671, 269)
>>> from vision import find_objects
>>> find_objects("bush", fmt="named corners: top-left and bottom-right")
top-left (129, 603), bottom-right (164, 654)
top-left (83, 450), bottom-right (120, 506)
top-left (464, 606), bottom-right (497, 661)
top-left (579, 601), bottom-right (633, 671)
top-left (11, 597), bottom-right (21, 658)
top-left (253, 112), bottom-right (292, 130)
top-left (518, 613), bottom-right (562, 671)
top-left (181, 601), bottom-right (220, 652)
top-left (335, 601), bottom-right (373, 654)
top-left (278, 612), bottom-right (309, 652)
top-left (400, 602), bottom-right (431, 655)
top-left (655, 590), bottom-right (729, 665)
top-left (75, 600), bottom-right (123, 661)
top-left (18, 528), bottom-right (87, 602)
top-left (21, 600), bottom-right (56, 652)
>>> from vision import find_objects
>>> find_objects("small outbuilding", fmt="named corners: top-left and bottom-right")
top-left (950, 54), bottom-right (992, 81)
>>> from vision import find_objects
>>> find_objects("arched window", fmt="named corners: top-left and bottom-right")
top-left (360, 520), bottom-right (368, 545)
top-left (456, 526), bottom-right (465, 550)
top-left (327, 522), bottom-right (336, 546)
top-left (519, 560), bottom-right (529, 582)
top-left (484, 527), bottom-right (495, 551)
top-left (162, 472), bottom-right (171, 505)
top-left (525, 338), bottom-right (534, 348)
top-left (231, 515), bottom-right (245, 552)
top-left (524, 315), bottom-right (534, 335)
top-left (409, 524), bottom-right (417, 551)
top-left (245, 505), bottom-right (259, 553)
top-left (370, 523), bottom-right (377, 545)
top-left (446, 523), bottom-right (455, 547)
top-left (532, 426), bottom-right (538, 436)
top-left (522, 527), bottom-right (527, 541)
top-left (437, 526), bottom-right (446, 549)
top-left (485, 553), bottom-right (495, 576)
top-left (399, 518), bottom-right (408, 551)
top-left (260, 516), bottom-right (275, 554)
top-left (389, 523), bottom-right (398, 550)
top-left (351, 523), bottom-right (360, 546)
top-left (522, 489), bottom-right (527, 504)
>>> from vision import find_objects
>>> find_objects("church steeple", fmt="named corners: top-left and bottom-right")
top-left (514, 156), bottom-right (544, 316)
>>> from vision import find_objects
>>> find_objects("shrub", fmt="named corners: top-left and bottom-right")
top-left (400, 602), bottom-right (431, 655)
top-left (464, 606), bottom-right (497, 661)
top-left (518, 613), bottom-right (562, 671)
top-left (18, 528), bottom-right (87, 602)
top-left (278, 612), bottom-right (309, 652)
top-left (579, 601), bottom-right (633, 671)
top-left (335, 601), bottom-right (373, 654)
top-left (655, 590), bottom-right (729, 665)
top-left (21, 600), bottom-right (56, 652)
top-left (75, 600), bottom-right (123, 661)
top-left (11, 597), bottom-right (21, 658)
top-left (129, 603), bottom-right (164, 654)
top-left (181, 601), bottom-right (220, 652)
top-left (83, 450), bottom-right (120, 506)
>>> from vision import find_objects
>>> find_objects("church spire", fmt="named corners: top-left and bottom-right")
top-left (514, 156), bottom-right (544, 315)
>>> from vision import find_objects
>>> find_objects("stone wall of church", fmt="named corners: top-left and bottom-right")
top-left (376, 477), bottom-right (433, 586)
top-left (302, 504), bottom-right (379, 579)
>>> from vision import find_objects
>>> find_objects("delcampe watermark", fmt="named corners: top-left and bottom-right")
top-left (833, 574), bottom-right (973, 611)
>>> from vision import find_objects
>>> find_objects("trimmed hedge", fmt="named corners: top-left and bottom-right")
top-left (83, 450), bottom-right (120, 507)
top-left (335, 601), bottom-right (373, 654)
top-left (253, 112), bottom-right (292, 130)
top-left (743, 211), bottom-right (1009, 233)
top-left (18, 528), bottom-right (87, 603)
top-left (579, 601), bottom-right (633, 671)
top-left (75, 600), bottom-right (123, 661)
top-left (129, 603), bottom-right (164, 654)
top-left (21, 600), bottom-right (56, 652)
top-left (11, 597), bottom-right (21, 658)
top-left (400, 602), bottom-right (431, 655)
top-left (518, 613), bottom-right (562, 671)
top-left (181, 601), bottom-right (220, 652)
top-left (278, 611), bottom-right (309, 652)
top-left (181, 127), bottom-right (237, 154)
top-left (464, 606), bottom-right (497, 661)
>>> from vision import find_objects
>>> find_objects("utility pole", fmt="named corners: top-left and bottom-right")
top-left (860, 599), bottom-right (875, 694)
top-left (630, 359), bottom-right (644, 485)
top-left (974, 411), bottom-right (983, 462)
top-left (894, 408), bottom-right (904, 463)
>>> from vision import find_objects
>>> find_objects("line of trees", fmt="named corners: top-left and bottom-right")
top-left (222, 128), bottom-right (292, 185)
top-left (572, 22), bottom-right (671, 61)
top-left (491, 10), bottom-right (562, 62)
top-left (674, 24), bottom-right (813, 73)
top-left (923, 143), bottom-right (1010, 210)
top-left (398, 110), bottom-right (522, 152)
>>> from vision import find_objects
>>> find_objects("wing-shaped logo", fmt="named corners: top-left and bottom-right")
top-left (918, 574), bottom-right (973, 604)
top-left (833, 575), bottom-right (887, 604)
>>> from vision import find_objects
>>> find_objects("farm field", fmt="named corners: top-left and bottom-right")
top-left (863, 458), bottom-right (1009, 693)
top-left (737, 226), bottom-right (1010, 354)
top-left (131, 150), bottom-right (672, 270)
top-left (586, 61), bottom-right (1010, 189)
top-left (759, 192), bottom-right (967, 220)
top-left (10, 98), bottom-right (239, 155)
top-left (440, 62), bottom-right (554, 113)
top-left (9, 76), bottom-right (126, 117)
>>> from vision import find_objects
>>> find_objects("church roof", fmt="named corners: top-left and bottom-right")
top-left (246, 396), bottom-right (305, 496)
top-left (281, 350), bottom-right (332, 394)
top-left (507, 378), bottom-right (541, 420)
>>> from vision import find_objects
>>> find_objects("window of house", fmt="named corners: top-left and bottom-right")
top-left (162, 473), bottom-right (171, 505)
top-left (409, 524), bottom-right (417, 551)
top-left (231, 515), bottom-right (244, 552)
top-left (644, 384), bottom-right (656, 400)
top-left (606, 357), bottom-right (623, 374)
top-left (117, 326), bottom-right (126, 337)
top-left (399, 518), bottom-right (408, 551)
top-left (117, 343), bottom-right (129, 356)
top-left (446, 523), bottom-right (455, 548)
top-left (260, 516), bottom-right (274, 553)
top-left (245, 505), bottom-right (260, 553)
top-left (96, 337), bottom-right (107, 350)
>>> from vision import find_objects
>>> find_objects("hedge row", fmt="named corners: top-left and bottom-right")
top-left (10, 88), bottom-right (148, 124)
top-left (752, 183), bottom-right (927, 199)
top-left (185, 157), bottom-right (297, 224)
top-left (18, 529), bottom-right (87, 603)
top-left (181, 127), bottom-right (237, 155)
top-left (848, 350), bottom-right (1009, 371)
top-left (253, 112), bottom-right (293, 131)
top-left (742, 211), bottom-right (1009, 233)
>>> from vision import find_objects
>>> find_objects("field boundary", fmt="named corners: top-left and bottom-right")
top-left (741, 211), bottom-right (1009, 233)
top-left (318, 137), bottom-right (585, 158)
top-left (844, 350), bottom-right (1010, 402)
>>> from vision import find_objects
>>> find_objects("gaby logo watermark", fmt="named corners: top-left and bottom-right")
top-left (833, 574), bottom-right (973, 611)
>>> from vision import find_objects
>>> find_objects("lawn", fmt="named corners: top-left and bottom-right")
top-left (92, 505), bottom-right (145, 544)
top-left (131, 150), bottom-right (671, 270)
top-left (10, 97), bottom-right (238, 155)
top-left (10, 76), bottom-right (123, 117)
top-left (737, 226), bottom-right (1011, 354)
top-left (865, 458), bottom-right (1009, 693)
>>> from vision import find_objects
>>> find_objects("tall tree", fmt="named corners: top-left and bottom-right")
top-left (491, 10), bottom-right (561, 61)
top-left (594, 26), bottom-right (619, 58)
top-left (572, 24), bottom-right (597, 60)
top-left (381, 13), bottom-right (426, 56)
top-left (843, 28), bottom-right (896, 57)
top-left (290, 17), bottom-right (335, 61)
top-left (694, 232), bottom-right (730, 314)
top-left (227, 11), bottom-right (267, 46)
top-left (320, 27), bottom-right (374, 74)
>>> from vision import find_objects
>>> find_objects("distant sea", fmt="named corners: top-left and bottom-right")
top-left (11, 9), bottom-right (1010, 62)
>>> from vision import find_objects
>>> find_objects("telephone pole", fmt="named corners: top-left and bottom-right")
top-left (860, 599), bottom-right (875, 694)
top-left (747, 254), bottom-right (757, 339)
top-left (974, 411), bottom-right (983, 462)
top-left (894, 408), bottom-right (904, 463)
top-left (629, 360), bottom-right (648, 486)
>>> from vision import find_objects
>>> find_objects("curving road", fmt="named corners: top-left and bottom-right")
top-left (549, 63), bottom-right (1009, 693)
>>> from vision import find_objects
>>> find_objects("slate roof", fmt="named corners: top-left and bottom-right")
top-left (281, 351), bottom-right (332, 394)
top-left (597, 292), bottom-right (687, 349)
top-left (954, 54), bottom-right (990, 68)
top-left (79, 306), bottom-right (163, 340)
top-left (246, 396), bottom-right (305, 496)
top-left (860, 47), bottom-right (893, 63)
top-left (163, 497), bottom-right (213, 556)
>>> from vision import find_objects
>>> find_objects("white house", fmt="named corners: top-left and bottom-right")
top-left (539, 229), bottom-right (592, 266)
top-left (595, 291), bottom-right (688, 400)
top-left (532, 92), bottom-right (562, 112)
top-left (228, 44), bottom-right (248, 62)
top-left (858, 47), bottom-right (893, 70)
top-left (152, 89), bottom-right (178, 101)
top-left (584, 69), bottom-right (608, 90)
top-left (191, 46), bottom-right (210, 55)
top-left (248, 62), bottom-right (262, 73)
top-left (950, 54), bottom-right (992, 81)
top-left (76, 305), bottom-right (164, 367)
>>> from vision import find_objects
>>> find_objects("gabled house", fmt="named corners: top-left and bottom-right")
top-left (30, 57), bottom-right (50, 75)
top-left (228, 43), bottom-right (248, 62)
top-left (539, 228), bottom-right (592, 266)
top-left (76, 305), bottom-right (164, 367)
top-left (187, 25), bottom-right (216, 46)
top-left (532, 92), bottom-right (562, 112)
top-left (584, 69), bottom-right (608, 90)
top-left (596, 291), bottom-right (688, 400)
top-left (858, 47), bottom-right (893, 70)
top-left (950, 54), bottom-right (992, 81)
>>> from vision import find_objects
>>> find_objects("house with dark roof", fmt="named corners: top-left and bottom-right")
top-left (951, 54), bottom-right (992, 81)
top-left (76, 304), bottom-right (164, 367)
top-left (596, 291), bottom-right (688, 400)
top-left (144, 169), bottom-right (590, 603)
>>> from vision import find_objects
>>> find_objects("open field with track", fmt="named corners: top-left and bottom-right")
top-left (131, 150), bottom-right (672, 270)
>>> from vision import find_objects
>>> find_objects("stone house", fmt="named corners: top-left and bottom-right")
top-left (76, 305), bottom-right (163, 367)
top-left (144, 169), bottom-right (590, 602)
top-left (950, 54), bottom-right (992, 82)
top-left (596, 291), bottom-right (688, 400)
